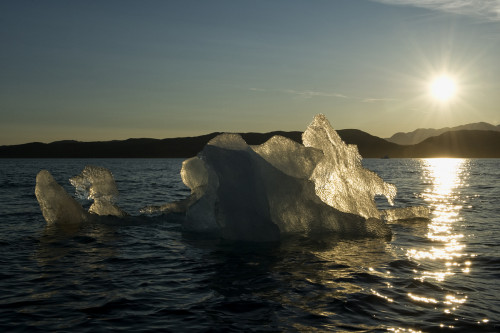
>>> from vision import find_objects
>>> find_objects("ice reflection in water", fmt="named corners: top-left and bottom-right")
top-left (407, 158), bottom-right (472, 325)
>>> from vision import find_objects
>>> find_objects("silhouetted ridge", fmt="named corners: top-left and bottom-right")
top-left (0, 132), bottom-right (302, 158)
top-left (386, 122), bottom-right (500, 145)
top-left (401, 130), bottom-right (500, 158)
top-left (1, 129), bottom-right (499, 158)
top-left (335, 129), bottom-right (402, 158)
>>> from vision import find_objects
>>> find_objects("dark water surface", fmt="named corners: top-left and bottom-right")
top-left (1, 158), bottom-right (499, 332)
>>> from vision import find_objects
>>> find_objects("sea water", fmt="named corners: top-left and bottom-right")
top-left (0, 158), bottom-right (499, 331)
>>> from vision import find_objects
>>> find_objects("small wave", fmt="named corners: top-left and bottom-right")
top-left (79, 297), bottom-right (137, 315)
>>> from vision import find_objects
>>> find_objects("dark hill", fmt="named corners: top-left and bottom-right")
top-left (0, 132), bottom-right (302, 158)
top-left (1, 129), bottom-right (498, 158)
top-left (401, 130), bottom-right (500, 158)
top-left (386, 122), bottom-right (500, 145)
top-left (335, 129), bottom-right (402, 158)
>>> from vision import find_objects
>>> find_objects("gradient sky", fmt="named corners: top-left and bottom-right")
top-left (1, 0), bottom-right (499, 145)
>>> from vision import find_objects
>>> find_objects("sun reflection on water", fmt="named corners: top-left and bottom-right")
top-left (406, 158), bottom-right (472, 318)
top-left (408, 159), bottom-right (468, 265)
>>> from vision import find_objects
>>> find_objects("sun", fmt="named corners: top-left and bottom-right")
top-left (429, 75), bottom-right (457, 102)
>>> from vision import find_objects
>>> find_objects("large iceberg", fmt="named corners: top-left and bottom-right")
top-left (173, 115), bottom-right (396, 241)
top-left (35, 114), bottom-right (429, 241)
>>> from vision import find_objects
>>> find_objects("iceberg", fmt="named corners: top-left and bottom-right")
top-left (70, 166), bottom-right (127, 217)
top-left (175, 115), bottom-right (398, 240)
top-left (35, 170), bottom-right (88, 224)
top-left (35, 114), bottom-right (429, 241)
top-left (35, 166), bottom-right (127, 225)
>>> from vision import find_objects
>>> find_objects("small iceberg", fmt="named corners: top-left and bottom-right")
top-left (70, 165), bottom-right (127, 218)
top-left (35, 166), bottom-right (127, 225)
top-left (35, 170), bottom-right (89, 224)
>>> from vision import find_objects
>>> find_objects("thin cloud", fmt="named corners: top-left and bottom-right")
top-left (283, 89), bottom-right (348, 99)
top-left (251, 88), bottom-right (399, 103)
top-left (249, 88), bottom-right (348, 99)
top-left (362, 98), bottom-right (397, 103)
top-left (372, 0), bottom-right (500, 21)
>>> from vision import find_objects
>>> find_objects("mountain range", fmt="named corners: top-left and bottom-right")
top-left (1, 127), bottom-right (499, 158)
top-left (386, 122), bottom-right (500, 145)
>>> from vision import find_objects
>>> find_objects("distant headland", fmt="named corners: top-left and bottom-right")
top-left (385, 122), bottom-right (500, 145)
top-left (1, 129), bottom-right (499, 158)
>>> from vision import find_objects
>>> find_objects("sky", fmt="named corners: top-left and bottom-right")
top-left (1, 0), bottom-right (500, 145)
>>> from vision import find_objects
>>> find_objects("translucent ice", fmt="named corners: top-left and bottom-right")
top-left (303, 114), bottom-right (396, 219)
top-left (35, 166), bottom-right (127, 225)
top-left (251, 135), bottom-right (323, 179)
top-left (140, 157), bottom-right (211, 216)
top-left (35, 170), bottom-right (88, 224)
top-left (70, 166), bottom-right (127, 217)
top-left (382, 206), bottom-right (431, 221)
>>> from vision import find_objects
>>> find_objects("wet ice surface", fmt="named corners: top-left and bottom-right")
top-left (70, 165), bottom-right (127, 217)
top-left (382, 206), bottom-right (431, 222)
top-left (35, 170), bottom-right (87, 224)
top-left (303, 114), bottom-right (396, 219)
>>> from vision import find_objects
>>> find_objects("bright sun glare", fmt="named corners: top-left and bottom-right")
top-left (430, 75), bottom-right (457, 102)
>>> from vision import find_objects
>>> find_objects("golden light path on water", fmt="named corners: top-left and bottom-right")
top-left (407, 159), bottom-right (473, 329)
top-left (301, 158), bottom-right (491, 332)
top-left (410, 159), bottom-right (467, 264)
